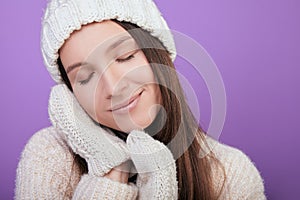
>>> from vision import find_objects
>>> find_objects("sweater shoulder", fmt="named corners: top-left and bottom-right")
top-left (21, 126), bottom-right (68, 153)
top-left (207, 137), bottom-right (262, 174)
top-left (205, 136), bottom-right (266, 199)
top-left (19, 126), bottom-right (74, 164)
top-left (207, 137), bottom-right (255, 163)
top-left (15, 126), bottom-right (81, 199)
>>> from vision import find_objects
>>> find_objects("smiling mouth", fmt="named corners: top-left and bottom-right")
top-left (109, 90), bottom-right (143, 114)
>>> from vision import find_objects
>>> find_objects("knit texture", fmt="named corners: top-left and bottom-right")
top-left (49, 84), bottom-right (130, 177)
top-left (41, 0), bottom-right (176, 83)
top-left (127, 130), bottom-right (178, 199)
top-left (15, 127), bottom-right (137, 200)
top-left (15, 126), bottom-right (266, 199)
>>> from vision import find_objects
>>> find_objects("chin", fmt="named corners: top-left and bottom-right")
top-left (114, 120), bottom-right (153, 134)
top-left (97, 105), bottom-right (161, 134)
top-left (116, 112), bottom-right (164, 135)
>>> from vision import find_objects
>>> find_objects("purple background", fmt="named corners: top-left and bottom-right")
top-left (1, 0), bottom-right (299, 199)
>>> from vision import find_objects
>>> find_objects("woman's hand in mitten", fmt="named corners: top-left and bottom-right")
top-left (126, 130), bottom-right (178, 199)
top-left (104, 160), bottom-right (133, 184)
top-left (48, 84), bottom-right (130, 177)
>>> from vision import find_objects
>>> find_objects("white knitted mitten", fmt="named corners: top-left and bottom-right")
top-left (48, 84), bottom-right (130, 177)
top-left (126, 130), bottom-right (178, 199)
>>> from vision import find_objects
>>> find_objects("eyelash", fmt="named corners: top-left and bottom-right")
top-left (79, 72), bottom-right (95, 85)
top-left (116, 51), bottom-right (137, 63)
top-left (79, 52), bottom-right (137, 85)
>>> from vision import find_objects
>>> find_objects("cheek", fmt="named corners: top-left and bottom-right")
top-left (125, 64), bottom-right (156, 85)
top-left (121, 51), bottom-right (155, 84)
top-left (146, 84), bottom-right (163, 119)
top-left (73, 84), bottom-right (100, 121)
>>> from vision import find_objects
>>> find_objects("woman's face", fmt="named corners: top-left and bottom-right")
top-left (59, 20), bottom-right (162, 133)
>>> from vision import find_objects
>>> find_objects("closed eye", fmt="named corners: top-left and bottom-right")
top-left (116, 50), bottom-right (139, 63)
top-left (116, 54), bottom-right (134, 63)
top-left (79, 72), bottom-right (95, 85)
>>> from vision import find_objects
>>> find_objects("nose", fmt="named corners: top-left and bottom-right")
top-left (99, 64), bottom-right (128, 99)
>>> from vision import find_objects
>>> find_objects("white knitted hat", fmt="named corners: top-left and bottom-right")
top-left (41, 0), bottom-right (176, 83)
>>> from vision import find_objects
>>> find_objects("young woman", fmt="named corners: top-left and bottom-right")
top-left (15, 0), bottom-right (266, 199)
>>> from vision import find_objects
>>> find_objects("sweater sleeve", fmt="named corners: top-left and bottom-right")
top-left (210, 140), bottom-right (267, 200)
top-left (15, 127), bottom-right (138, 200)
top-left (72, 175), bottom-right (137, 199)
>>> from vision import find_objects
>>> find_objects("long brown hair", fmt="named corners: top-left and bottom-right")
top-left (58, 19), bottom-right (226, 199)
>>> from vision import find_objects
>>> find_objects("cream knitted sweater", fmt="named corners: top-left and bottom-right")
top-left (15, 126), bottom-right (266, 199)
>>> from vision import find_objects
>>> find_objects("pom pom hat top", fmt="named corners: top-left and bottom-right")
top-left (41, 0), bottom-right (177, 83)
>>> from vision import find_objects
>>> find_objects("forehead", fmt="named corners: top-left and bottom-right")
top-left (59, 20), bottom-right (131, 63)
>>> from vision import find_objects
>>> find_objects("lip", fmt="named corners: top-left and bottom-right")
top-left (109, 90), bottom-right (143, 113)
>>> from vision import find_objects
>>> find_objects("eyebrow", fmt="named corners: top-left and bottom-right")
top-left (66, 62), bottom-right (88, 74)
top-left (107, 35), bottom-right (132, 52)
top-left (66, 36), bottom-right (133, 74)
